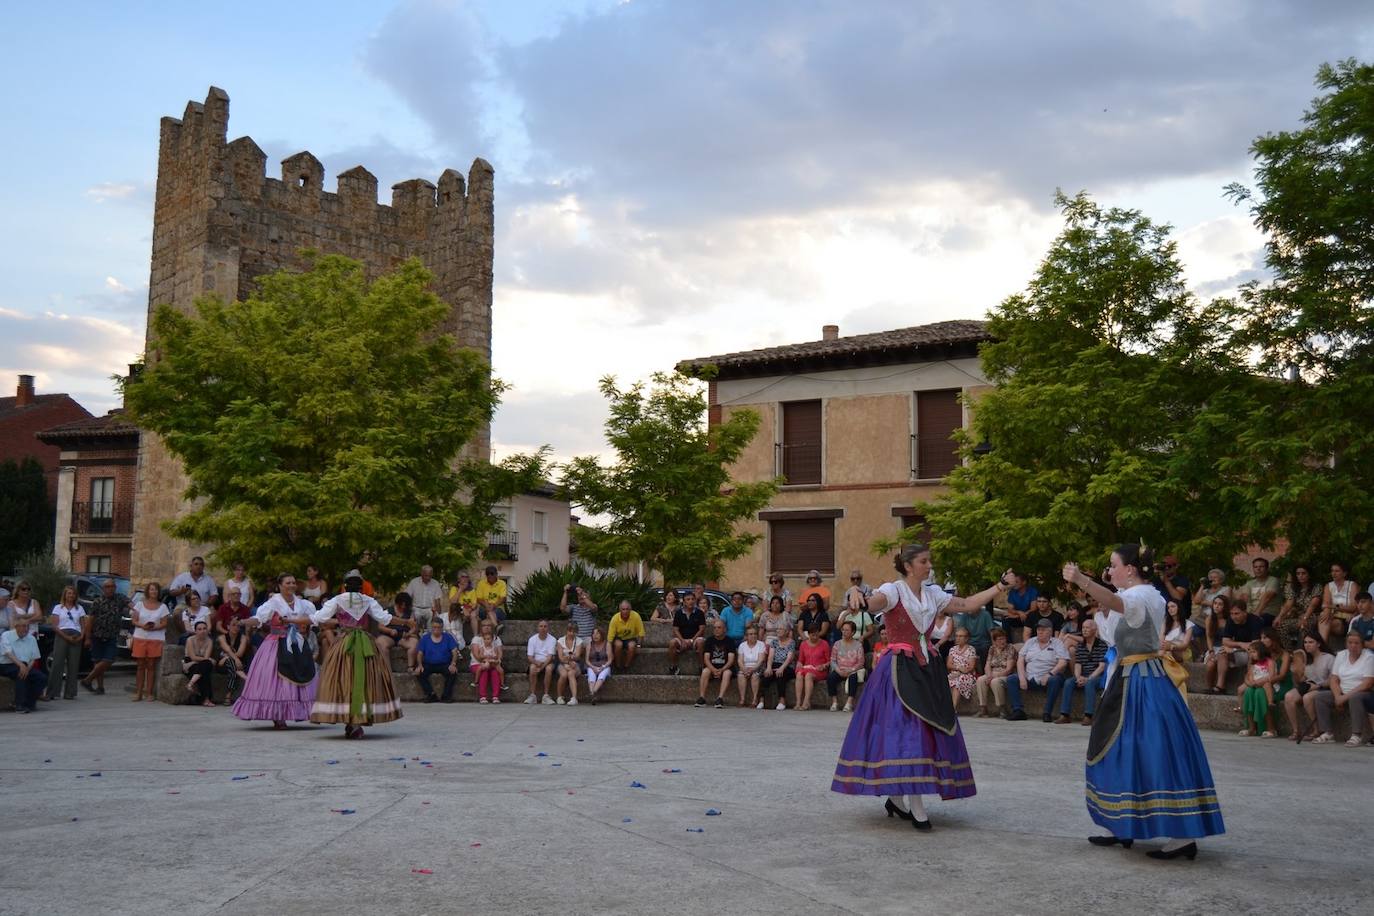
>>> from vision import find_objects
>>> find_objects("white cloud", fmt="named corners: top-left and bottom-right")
top-left (104, 276), bottom-right (130, 294)
top-left (85, 182), bottom-right (138, 202)
top-left (0, 306), bottom-right (142, 414)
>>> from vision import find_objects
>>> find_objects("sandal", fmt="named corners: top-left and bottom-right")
top-left (1237, 728), bottom-right (1254, 737)
top-left (1311, 733), bottom-right (1334, 744)
top-left (1260, 731), bottom-right (1275, 738)
top-left (1345, 736), bottom-right (1363, 747)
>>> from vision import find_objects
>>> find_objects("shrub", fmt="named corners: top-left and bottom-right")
top-left (508, 561), bottom-right (659, 620)
top-left (16, 548), bottom-right (71, 609)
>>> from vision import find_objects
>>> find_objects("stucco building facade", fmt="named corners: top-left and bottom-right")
top-left (679, 320), bottom-right (991, 599)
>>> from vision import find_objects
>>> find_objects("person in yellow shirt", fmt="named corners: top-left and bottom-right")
top-left (606, 600), bottom-right (645, 672)
top-left (449, 572), bottom-right (477, 634)
top-left (471, 565), bottom-right (508, 635)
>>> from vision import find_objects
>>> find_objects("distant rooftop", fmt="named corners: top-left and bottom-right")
top-left (37, 409), bottom-right (139, 443)
top-left (677, 319), bottom-right (990, 380)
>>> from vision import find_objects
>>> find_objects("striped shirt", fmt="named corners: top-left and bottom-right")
top-left (1075, 639), bottom-right (1109, 677)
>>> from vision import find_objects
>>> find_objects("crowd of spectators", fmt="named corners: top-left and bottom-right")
top-left (4, 555), bottom-right (1372, 745)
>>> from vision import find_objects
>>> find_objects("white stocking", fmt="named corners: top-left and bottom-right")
top-left (904, 794), bottom-right (928, 821)
top-left (887, 794), bottom-right (909, 813)
top-left (1161, 838), bottom-right (1191, 852)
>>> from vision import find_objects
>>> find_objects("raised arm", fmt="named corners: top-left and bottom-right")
top-left (1062, 564), bottom-right (1126, 616)
top-left (944, 570), bottom-right (1014, 615)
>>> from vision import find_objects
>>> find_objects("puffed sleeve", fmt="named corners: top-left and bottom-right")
top-left (364, 595), bottom-right (393, 626)
top-left (1120, 585), bottom-right (1156, 628)
top-left (310, 594), bottom-right (339, 625)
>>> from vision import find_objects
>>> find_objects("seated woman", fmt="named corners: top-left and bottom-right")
top-left (795, 626), bottom-right (831, 711)
top-left (469, 620), bottom-right (504, 704)
top-left (650, 587), bottom-right (680, 625)
top-left (182, 620), bottom-right (217, 707)
top-left (870, 623), bottom-right (889, 665)
top-left (928, 606), bottom-right (955, 660)
top-left (975, 627), bottom-right (1016, 718)
top-left (736, 624), bottom-right (767, 708)
top-left (584, 627), bottom-right (611, 704)
top-left (178, 592), bottom-right (209, 646)
top-left (215, 615), bottom-right (252, 705)
top-left (757, 596), bottom-right (792, 643)
top-left (1283, 632), bottom-right (1334, 741)
top-left (1058, 603), bottom-right (1085, 654)
top-left (795, 593), bottom-right (831, 643)
top-left (555, 621), bottom-right (585, 705)
top-left (1162, 600), bottom-right (1198, 663)
top-left (377, 592), bottom-right (420, 673)
top-left (827, 620), bottom-right (866, 712)
top-left (761, 625), bottom-right (797, 710)
top-left (945, 627), bottom-right (978, 704)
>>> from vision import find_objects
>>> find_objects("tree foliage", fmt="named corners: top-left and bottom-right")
top-left (892, 192), bottom-right (1255, 592)
top-left (561, 372), bottom-right (779, 584)
top-left (16, 548), bottom-right (70, 609)
top-left (0, 458), bottom-right (52, 571)
top-left (123, 254), bottom-right (544, 590)
top-left (1222, 59), bottom-right (1374, 566)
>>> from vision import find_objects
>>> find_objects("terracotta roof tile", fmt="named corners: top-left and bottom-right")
top-left (37, 409), bottom-right (140, 442)
top-left (676, 319), bottom-right (989, 378)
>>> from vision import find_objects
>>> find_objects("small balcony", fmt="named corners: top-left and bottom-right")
top-left (486, 530), bottom-right (518, 562)
top-left (72, 500), bottom-right (134, 536)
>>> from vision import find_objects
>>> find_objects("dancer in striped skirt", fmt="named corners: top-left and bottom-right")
top-left (310, 569), bottom-right (412, 739)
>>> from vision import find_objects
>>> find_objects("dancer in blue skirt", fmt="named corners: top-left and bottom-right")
top-left (831, 543), bottom-right (1011, 831)
top-left (1062, 545), bottom-right (1225, 860)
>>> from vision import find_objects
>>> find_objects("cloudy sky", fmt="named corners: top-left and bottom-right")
top-left (2, 1), bottom-right (1370, 464)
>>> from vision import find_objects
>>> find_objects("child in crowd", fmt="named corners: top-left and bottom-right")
top-left (1239, 639), bottom-right (1274, 737)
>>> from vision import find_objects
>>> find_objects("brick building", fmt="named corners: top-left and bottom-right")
top-left (37, 410), bottom-right (140, 578)
top-left (0, 374), bottom-right (92, 508)
top-left (132, 87), bottom-right (495, 582)
top-left (678, 320), bottom-right (992, 596)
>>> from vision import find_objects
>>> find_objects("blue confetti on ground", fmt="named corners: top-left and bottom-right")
top-left (535, 752), bottom-right (548, 757)
top-left (232, 775), bottom-right (250, 781)
top-left (629, 781), bottom-right (646, 789)
top-left (622, 818), bottom-right (632, 823)
top-left (551, 763), bottom-right (562, 767)
top-left (461, 752), bottom-right (473, 757)
top-left (705, 809), bottom-right (721, 816)
top-left (89, 772), bottom-right (102, 777)
top-left (388, 757), bottom-right (406, 761)
top-left (325, 760), bottom-right (339, 765)
top-left (686, 827), bottom-right (704, 833)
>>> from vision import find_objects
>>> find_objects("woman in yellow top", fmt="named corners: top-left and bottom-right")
top-left (606, 601), bottom-right (644, 672)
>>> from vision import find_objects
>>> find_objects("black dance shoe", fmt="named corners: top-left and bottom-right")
top-left (1088, 836), bottom-right (1133, 849)
top-left (884, 798), bottom-right (914, 821)
top-left (911, 816), bottom-right (932, 832)
top-left (1146, 843), bottom-right (1197, 861)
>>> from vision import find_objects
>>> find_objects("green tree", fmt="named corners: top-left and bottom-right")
top-left (1224, 59), bottom-right (1374, 566)
top-left (123, 253), bottom-right (544, 590)
top-left (889, 192), bottom-right (1254, 591)
top-left (0, 457), bottom-right (52, 570)
top-left (561, 372), bottom-right (779, 584)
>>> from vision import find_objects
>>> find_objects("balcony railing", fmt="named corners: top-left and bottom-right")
top-left (72, 500), bottom-right (134, 535)
top-left (486, 530), bottom-right (518, 562)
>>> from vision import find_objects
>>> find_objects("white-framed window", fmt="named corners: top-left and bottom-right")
top-left (90, 477), bottom-right (115, 517)
top-left (87, 556), bottom-right (112, 574)
top-left (532, 510), bottom-right (548, 545)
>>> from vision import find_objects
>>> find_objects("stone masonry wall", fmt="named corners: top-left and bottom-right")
top-left (132, 87), bottom-right (494, 583)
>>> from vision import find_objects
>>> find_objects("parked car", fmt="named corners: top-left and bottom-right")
top-left (651, 586), bottom-right (762, 618)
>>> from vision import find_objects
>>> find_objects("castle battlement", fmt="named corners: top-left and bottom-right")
top-left (132, 87), bottom-right (495, 583)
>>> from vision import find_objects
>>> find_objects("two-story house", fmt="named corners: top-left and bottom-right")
top-left (37, 410), bottom-right (140, 577)
top-left (677, 319), bottom-right (991, 598)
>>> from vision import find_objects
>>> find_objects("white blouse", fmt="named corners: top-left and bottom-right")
top-left (310, 592), bottom-right (393, 626)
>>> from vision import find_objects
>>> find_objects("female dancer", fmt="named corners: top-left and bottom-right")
top-left (232, 573), bottom-right (318, 729)
top-left (1063, 545), bottom-right (1225, 859)
top-left (831, 543), bottom-right (1010, 830)
top-left (309, 569), bottom-right (408, 739)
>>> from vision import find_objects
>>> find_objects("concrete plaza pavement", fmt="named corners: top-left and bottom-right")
top-left (0, 677), bottom-right (1366, 916)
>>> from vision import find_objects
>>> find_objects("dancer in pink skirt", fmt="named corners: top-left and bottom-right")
top-left (232, 573), bottom-right (318, 729)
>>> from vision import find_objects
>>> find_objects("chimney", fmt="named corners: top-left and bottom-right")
top-left (15, 374), bottom-right (34, 407)
top-left (822, 324), bottom-right (839, 341)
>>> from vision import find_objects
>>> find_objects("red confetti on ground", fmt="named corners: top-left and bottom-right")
top-left (566, 790), bottom-right (575, 795)
top-left (469, 843), bottom-right (482, 848)
top-left (421, 801), bottom-right (431, 805)
top-left (411, 868), bottom-right (433, 875)
top-left (166, 791), bottom-right (180, 795)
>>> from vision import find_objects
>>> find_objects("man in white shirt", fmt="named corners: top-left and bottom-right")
top-left (405, 565), bottom-right (446, 627)
top-left (1005, 618), bottom-right (1071, 721)
top-left (1312, 630), bottom-right (1374, 745)
top-left (525, 619), bottom-right (559, 705)
top-left (0, 620), bottom-right (47, 712)
top-left (168, 556), bottom-right (217, 606)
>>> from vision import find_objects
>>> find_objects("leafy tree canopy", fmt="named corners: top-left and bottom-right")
top-left (561, 372), bottom-right (779, 584)
top-left (886, 192), bottom-right (1255, 592)
top-left (0, 458), bottom-right (52, 572)
top-left (124, 254), bottom-right (544, 589)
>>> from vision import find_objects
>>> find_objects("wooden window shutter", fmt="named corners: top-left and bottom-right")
top-left (915, 389), bottom-right (962, 479)
top-left (781, 400), bottom-right (822, 485)
top-left (769, 518), bottom-right (835, 575)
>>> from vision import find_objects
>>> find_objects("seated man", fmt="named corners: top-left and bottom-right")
top-left (0, 619), bottom-right (47, 713)
top-left (606, 601), bottom-right (644, 672)
top-left (1051, 618), bottom-right (1108, 724)
top-left (1348, 592), bottom-right (1374, 649)
top-left (1004, 618), bottom-right (1070, 721)
top-left (1205, 602), bottom-right (1263, 694)
top-left (525, 619), bottom-right (558, 705)
top-left (668, 592), bottom-right (706, 675)
top-left (416, 618), bottom-right (462, 703)
top-left (719, 591), bottom-right (753, 642)
top-left (696, 619), bottom-right (736, 709)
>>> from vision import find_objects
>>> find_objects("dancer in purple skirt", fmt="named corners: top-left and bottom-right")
top-left (232, 573), bottom-right (318, 729)
top-left (831, 543), bottom-right (1011, 830)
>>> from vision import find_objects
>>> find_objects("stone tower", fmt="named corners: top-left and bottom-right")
top-left (131, 87), bottom-right (494, 582)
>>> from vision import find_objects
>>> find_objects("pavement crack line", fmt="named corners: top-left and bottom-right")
top-left (201, 790), bottom-right (408, 915)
